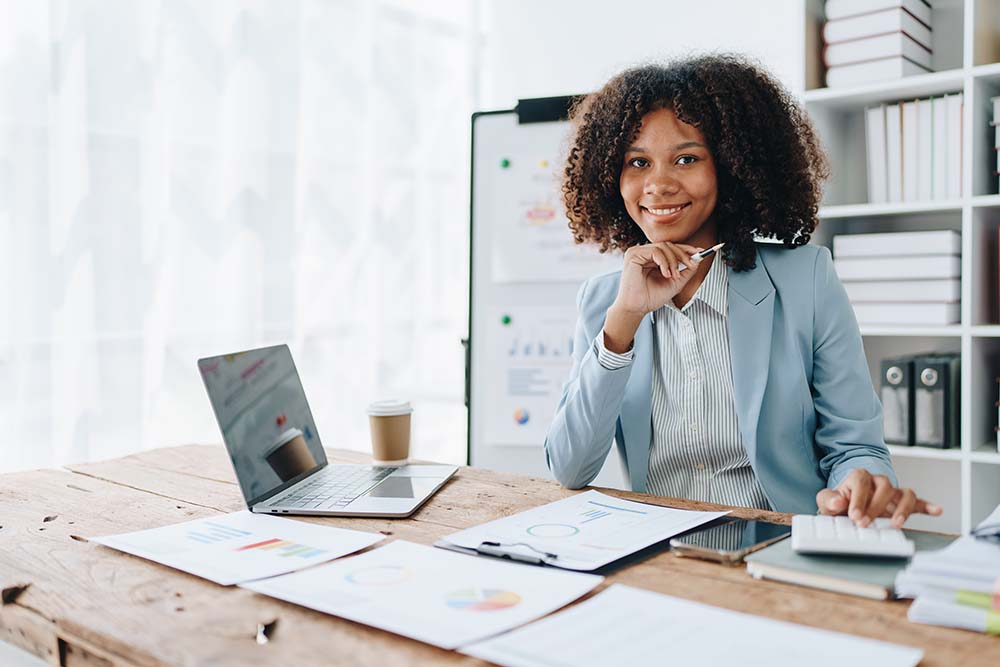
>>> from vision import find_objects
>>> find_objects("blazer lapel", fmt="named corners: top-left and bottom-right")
top-left (620, 312), bottom-right (653, 492)
top-left (727, 257), bottom-right (776, 464)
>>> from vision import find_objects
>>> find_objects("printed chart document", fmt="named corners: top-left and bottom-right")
top-left (437, 490), bottom-right (728, 571)
top-left (241, 540), bottom-right (602, 649)
top-left (462, 584), bottom-right (924, 667)
top-left (92, 510), bottom-right (383, 585)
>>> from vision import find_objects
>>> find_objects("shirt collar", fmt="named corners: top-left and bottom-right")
top-left (691, 253), bottom-right (727, 316)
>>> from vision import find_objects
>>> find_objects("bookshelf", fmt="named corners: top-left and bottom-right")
top-left (803, 0), bottom-right (1000, 534)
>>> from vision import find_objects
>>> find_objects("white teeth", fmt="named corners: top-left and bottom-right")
top-left (646, 205), bottom-right (685, 215)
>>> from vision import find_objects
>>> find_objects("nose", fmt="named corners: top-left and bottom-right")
top-left (644, 164), bottom-right (680, 196)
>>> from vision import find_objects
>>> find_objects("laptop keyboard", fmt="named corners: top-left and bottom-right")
top-left (272, 466), bottom-right (395, 510)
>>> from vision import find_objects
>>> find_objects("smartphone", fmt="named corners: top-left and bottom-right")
top-left (669, 518), bottom-right (791, 564)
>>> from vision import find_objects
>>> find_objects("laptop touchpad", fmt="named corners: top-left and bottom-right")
top-left (368, 477), bottom-right (416, 498)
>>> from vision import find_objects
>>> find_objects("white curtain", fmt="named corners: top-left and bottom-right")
top-left (0, 0), bottom-right (477, 473)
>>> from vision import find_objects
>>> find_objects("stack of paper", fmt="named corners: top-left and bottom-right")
top-left (864, 94), bottom-right (962, 203)
top-left (824, 0), bottom-right (934, 88)
top-left (833, 230), bottom-right (960, 325)
top-left (895, 504), bottom-right (1000, 635)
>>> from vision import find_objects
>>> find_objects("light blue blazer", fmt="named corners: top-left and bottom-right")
top-left (543, 243), bottom-right (897, 514)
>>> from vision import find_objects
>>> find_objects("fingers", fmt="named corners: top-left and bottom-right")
top-left (864, 475), bottom-right (896, 527)
top-left (816, 488), bottom-right (848, 515)
top-left (649, 245), bottom-right (677, 279)
top-left (891, 488), bottom-right (916, 529)
top-left (663, 243), bottom-right (700, 274)
top-left (842, 469), bottom-right (873, 526)
top-left (913, 497), bottom-right (943, 517)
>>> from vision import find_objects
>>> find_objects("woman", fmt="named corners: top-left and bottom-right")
top-left (544, 54), bottom-right (941, 528)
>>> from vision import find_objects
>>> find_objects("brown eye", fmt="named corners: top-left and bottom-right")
top-left (676, 155), bottom-right (697, 166)
top-left (627, 157), bottom-right (649, 168)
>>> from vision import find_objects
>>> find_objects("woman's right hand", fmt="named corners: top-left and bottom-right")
top-left (602, 242), bottom-right (703, 353)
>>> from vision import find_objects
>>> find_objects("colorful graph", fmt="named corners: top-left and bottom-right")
top-left (526, 523), bottom-right (580, 538)
top-left (187, 521), bottom-right (252, 545)
top-left (344, 565), bottom-right (410, 586)
top-left (446, 589), bottom-right (522, 612)
top-left (235, 538), bottom-right (327, 559)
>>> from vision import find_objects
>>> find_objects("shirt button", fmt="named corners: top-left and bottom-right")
top-left (690, 422), bottom-right (699, 432)
top-left (695, 463), bottom-right (706, 470)
top-left (688, 370), bottom-right (698, 381)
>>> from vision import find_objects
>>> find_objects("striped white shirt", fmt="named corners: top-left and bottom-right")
top-left (596, 256), bottom-right (772, 509)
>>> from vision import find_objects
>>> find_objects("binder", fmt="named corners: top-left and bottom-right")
top-left (912, 353), bottom-right (960, 449)
top-left (832, 230), bottom-right (960, 258)
top-left (834, 255), bottom-right (960, 281)
top-left (866, 105), bottom-right (888, 203)
top-left (881, 357), bottom-right (914, 446)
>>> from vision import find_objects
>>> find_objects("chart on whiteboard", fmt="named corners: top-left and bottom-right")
top-left (489, 153), bottom-right (621, 283)
top-left (482, 306), bottom-right (577, 447)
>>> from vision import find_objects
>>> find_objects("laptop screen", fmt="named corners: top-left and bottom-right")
top-left (198, 344), bottom-right (327, 506)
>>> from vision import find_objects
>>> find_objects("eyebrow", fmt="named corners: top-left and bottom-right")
top-left (626, 141), bottom-right (706, 153)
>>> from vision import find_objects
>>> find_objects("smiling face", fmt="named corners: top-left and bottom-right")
top-left (619, 107), bottom-right (718, 246)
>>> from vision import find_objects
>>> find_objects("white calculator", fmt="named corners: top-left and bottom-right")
top-left (791, 515), bottom-right (915, 558)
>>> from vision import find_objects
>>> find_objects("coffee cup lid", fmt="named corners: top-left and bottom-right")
top-left (264, 427), bottom-right (304, 457)
top-left (367, 399), bottom-right (413, 416)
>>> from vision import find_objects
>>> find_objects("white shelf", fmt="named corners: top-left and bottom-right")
top-left (802, 69), bottom-right (965, 109)
top-left (972, 194), bottom-right (1000, 208)
top-left (819, 201), bottom-right (963, 219)
top-left (802, 0), bottom-right (1000, 533)
top-left (887, 445), bottom-right (963, 461)
top-left (972, 444), bottom-right (1000, 464)
top-left (859, 325), bottom-right (962, 338)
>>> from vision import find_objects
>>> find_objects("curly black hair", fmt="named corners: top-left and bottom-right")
top-left (562, 53), bottom-right (829, 271)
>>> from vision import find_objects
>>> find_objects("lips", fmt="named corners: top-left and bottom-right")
top-left (641, 202), bottom-right (690, 221)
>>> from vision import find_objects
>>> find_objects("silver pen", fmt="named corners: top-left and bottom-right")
top-left (676, 242), bottom-right (725, 274)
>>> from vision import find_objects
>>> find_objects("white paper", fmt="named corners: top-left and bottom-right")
top-left (440, 490), bottom-right (728, 571)
top-left (241, 540), bottom-right (602, 649)
top-left (92, 511), bottom-right (383, 585)
top-left (462, 584), bottom-right (924, 667)
top-left (482, 306), bottom-right (576, 447)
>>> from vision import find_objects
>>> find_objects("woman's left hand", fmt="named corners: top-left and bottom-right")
top-left (815, 468), bottom-right (943, 528)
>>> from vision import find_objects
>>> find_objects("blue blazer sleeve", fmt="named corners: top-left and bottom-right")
top-left (543, 279), bottom-right (632, 488)
top-left (811, 247), bottom-right (897, 488)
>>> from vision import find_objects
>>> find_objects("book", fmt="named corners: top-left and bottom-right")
top-left (745, 530), bottom-right (954, 601)
top-left (823, 7), bottom-right (932, 48)
top-left (825, 0), bottom-right (932, 27)
top-left (866, 105), bottom-right (888, 203)
top-left (825, 32), bottom-right (932, 69)
top-left (850, 302), bottom-right (959, 325)
top-left (843, 279), bottom-right (960, 303)
top-left (833, 230), bottom-right (961, 257)
top-left (834, 254), bottom-right (960, 280)
top-left (886, 103), bottom-right (903, 200)
top-left (916, 98), bottom-right (933, 200)
top-left (826, 56), bottom-right (931, 88)
top-left (946, 93), bottom-right (963, 198)
top-left (932, 96), bottom-right (948, 199)
top-left (902, 100), bottom-right (919, 201)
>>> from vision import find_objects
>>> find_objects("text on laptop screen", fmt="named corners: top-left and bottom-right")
top-left (199, 345), bottom-right (327, 504)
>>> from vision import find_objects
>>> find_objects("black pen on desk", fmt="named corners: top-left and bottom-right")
top-left (676, 242), bottom-right (725, 274)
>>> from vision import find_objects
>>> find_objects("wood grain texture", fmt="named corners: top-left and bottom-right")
top-left (0, 445), bottom-right (994, 666)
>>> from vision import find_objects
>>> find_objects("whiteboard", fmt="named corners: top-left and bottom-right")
top-left (467, 102), bottom-right (627, 489)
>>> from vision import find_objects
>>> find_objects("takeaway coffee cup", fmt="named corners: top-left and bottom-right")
top-left (263, 427), bottom-right (317, 482)
top-left (367, 399), bottom-right (413, 465)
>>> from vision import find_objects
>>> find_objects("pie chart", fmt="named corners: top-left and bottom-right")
top-left (446, 588), bottom-right (522, 612)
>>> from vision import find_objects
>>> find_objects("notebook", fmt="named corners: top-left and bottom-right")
top-left (745, 530), bottom-right (955, 600)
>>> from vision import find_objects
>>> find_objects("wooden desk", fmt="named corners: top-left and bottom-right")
top-left (0, 445), bottom-right (996, 666)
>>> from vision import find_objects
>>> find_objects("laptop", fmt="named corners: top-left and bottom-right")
top-left (198, 344), bottom-right (457, 517)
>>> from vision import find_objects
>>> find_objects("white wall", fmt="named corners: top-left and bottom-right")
top-left (477, 0), bottom-right (807, 109)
